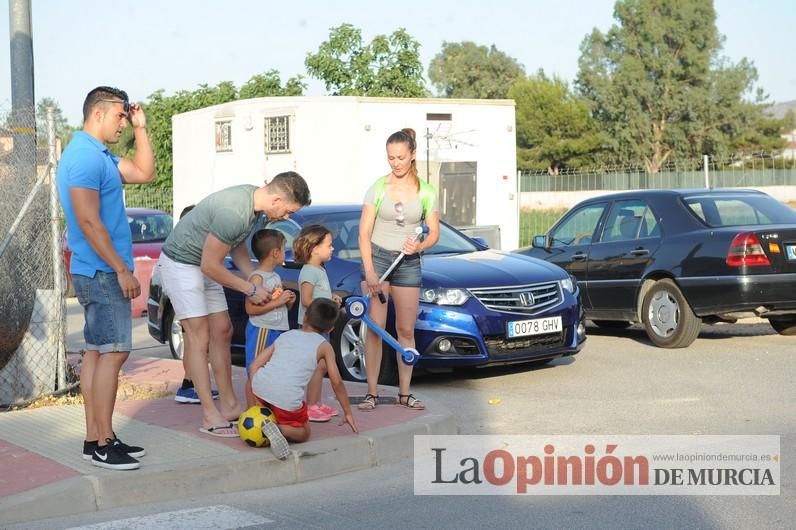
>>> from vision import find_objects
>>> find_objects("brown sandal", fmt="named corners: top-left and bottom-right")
top-left (358, 393), bottom-right (378, 411)
top-left (397, 394), bottom-right (425, 410)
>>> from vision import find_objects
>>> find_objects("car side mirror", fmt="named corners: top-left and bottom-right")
top-left (471, 237), bottom-right (489, 249)
top-left (532, 235), bottom-right (549, 249)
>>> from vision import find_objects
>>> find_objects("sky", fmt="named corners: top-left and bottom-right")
top-left (1, 0), bottom-right (794, 125)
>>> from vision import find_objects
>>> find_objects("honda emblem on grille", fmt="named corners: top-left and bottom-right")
top-left (518, 292), bottom-right (535, 306)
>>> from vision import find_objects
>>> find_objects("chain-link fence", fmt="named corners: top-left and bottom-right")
top-left (0, 105), bottom-right (67, 406)
top-left (124, 186), bottom-right (172, 214)
top-left (518, 152), bottom-right (796, 247)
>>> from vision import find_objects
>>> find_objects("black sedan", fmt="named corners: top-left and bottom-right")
top-left (148, 205), bottom-right (585, 383)
top-left (515, 189), bottom-right (796, 348)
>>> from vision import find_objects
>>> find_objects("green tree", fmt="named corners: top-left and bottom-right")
top-left (510, 73), bottom-right (603, 174)
top-left (429, 41), bottom-right (525, 99)
top-left (576, 0), bottom-right (765, 172)
top-left (35, 97), bottom-right (74, 145)
top-left (239, 70), bottom-right (306, 99)
top-left (305, 24), bottom-right (427, 97)
top-left (729, 108), bottom-right (791, 154)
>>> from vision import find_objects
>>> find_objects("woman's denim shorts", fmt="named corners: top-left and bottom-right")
top-left (72, 271), bottom-right (132, 353)
top-left (360, 243), bottom-right (422, 288)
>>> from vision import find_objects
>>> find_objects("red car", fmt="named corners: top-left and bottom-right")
top-left (63, 207), bottom-right (173, 317)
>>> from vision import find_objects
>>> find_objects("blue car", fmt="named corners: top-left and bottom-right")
top-left (147, 205), bottom-right (586, 383)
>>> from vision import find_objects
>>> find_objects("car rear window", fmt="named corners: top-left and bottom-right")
top-left (128, 213), bottom-right (173, 242)
top-left (682, 194), bottom-right (796, 227)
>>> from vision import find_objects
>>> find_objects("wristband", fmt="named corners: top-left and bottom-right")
top-left (247, 283), bottom-right (257, 298)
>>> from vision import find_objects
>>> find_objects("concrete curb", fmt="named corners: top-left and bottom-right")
top-left (0, 403), bottom-right (458, 525)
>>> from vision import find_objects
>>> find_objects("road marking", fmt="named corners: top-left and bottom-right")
top-left (65, 505), bottom-right (272, 529)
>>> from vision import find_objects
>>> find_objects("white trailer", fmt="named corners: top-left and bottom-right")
top-left (172, 96), bottom-right (518, 249)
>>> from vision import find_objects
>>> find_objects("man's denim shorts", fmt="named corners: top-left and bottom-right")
top-left (360, 243), bottom-right (422, 288)
top-left (72, 271), bottom-right (133, 353)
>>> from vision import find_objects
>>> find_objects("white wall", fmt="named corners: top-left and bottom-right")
top-left (172, 97), bottom-right (518, 248)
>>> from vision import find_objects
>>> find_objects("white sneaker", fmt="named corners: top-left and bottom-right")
top-left (262, 419), bottom-right (290, 459)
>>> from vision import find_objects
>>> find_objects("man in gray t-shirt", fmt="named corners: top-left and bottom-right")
top-left (157, 172), bottom-right (311, 436)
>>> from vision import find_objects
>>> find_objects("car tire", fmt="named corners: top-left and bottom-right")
top-left (641, 279), bottom-right (701, 348)
top-left (331, 311), bottom-right (397, 385)
top-left (592, 320), bottom-right (632, 329)
top-left (768, 316), bottom-right (796, 336)
top-left (164, 308), bottom-right (184, 361)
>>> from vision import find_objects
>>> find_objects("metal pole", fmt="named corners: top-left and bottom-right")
top-left (8, 0), bottom-right (36, 183)
top-left (47, 108), bottom-right (66, 389)
top-left (703, 154), bottom-right (709, 189)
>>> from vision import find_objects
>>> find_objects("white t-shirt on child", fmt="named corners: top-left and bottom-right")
top-left (251, 329), bottom-right (326, 411)
top-left (248, 270), bottom-right (289, 330)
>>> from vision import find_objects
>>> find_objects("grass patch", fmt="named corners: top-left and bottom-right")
top-left (519, 208), bottom-right (567, 247)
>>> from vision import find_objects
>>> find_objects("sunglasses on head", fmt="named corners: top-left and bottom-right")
top-left (100, 98), bottom-right (130, 114)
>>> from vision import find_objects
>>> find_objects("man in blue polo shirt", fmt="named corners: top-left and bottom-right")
top-left (57, 86), bottom-right (155, 471)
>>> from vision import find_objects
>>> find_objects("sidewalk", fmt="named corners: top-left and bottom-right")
top-left (0, 356), bottom-right (456, 526)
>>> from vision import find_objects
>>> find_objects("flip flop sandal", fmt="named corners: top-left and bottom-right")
top-left (357, 393), bottom-right (379, 411)
top-left (199, 423), bottom-right (239, 438)
top-left (398, 394), bottom-right (426, 410)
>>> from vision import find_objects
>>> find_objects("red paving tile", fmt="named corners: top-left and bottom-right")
top-left (0, 439), bottom-right (79, 498)
top-left (113, 357), bottom-right (427, 451)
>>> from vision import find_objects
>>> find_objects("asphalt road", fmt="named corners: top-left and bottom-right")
top-left (56, 301), bottom-right (794, 529)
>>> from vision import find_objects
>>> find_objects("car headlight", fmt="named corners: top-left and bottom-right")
top-left (560, 276), bottom-right (576, 294)
top-left (420, 288), bottom-right (470, 306)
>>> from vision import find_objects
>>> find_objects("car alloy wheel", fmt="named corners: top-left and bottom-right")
top-left (331, 311), bottom-right (400, 385)
top-left (334, 315), bottom-right (368, 382)
top-left (646, 290), bottom-right (679, 338)
top-left (641, 279), bottom-right (701, 348)
top-left (165, 309), bottom-right (184, 360)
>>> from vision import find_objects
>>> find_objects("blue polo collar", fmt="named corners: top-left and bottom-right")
top-left (73, 130), bottom-right (112, 155)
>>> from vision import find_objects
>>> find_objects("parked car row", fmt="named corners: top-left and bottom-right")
top-left (147, 204), bottom-right (586, 384)
top-left (515, 188), bottom-right (796, 347)
top-left (144, 188), bottom-right (796, 385)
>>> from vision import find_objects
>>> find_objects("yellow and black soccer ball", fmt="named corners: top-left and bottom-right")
top-left (238, 405), bottom-right (277, 447)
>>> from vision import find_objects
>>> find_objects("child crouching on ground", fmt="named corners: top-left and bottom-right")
top-left (246, 298), bottom-right (358, 459)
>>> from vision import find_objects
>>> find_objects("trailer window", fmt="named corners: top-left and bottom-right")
top-left (265, 115), bottom-right (290, 154)
top-left (215, 120), bottom-right (232, 152)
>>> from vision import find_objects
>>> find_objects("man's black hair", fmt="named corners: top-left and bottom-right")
top-left (82, 86), bottom-right (128, 122)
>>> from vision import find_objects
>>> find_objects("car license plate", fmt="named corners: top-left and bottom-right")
top-left (787, 244), bottom-right (796, 261)
top-left (506, 316), bottom-right (562, 338)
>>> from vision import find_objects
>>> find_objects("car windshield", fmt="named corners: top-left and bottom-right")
top-left (682, 194), bottom-right (796, 227)
top-left (290, 210), bottom-right (479, 262)
top-left (128, 213), bottom-right (173, 243)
